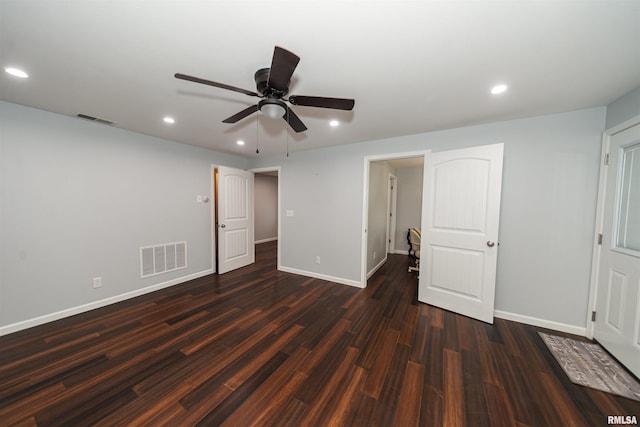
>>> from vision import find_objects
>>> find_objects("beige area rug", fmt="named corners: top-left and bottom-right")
top-left (539, 332), bottom-right (640, 401)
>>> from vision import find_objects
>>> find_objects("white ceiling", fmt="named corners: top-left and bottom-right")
top-left (1, 1), bottom-right (639, 158)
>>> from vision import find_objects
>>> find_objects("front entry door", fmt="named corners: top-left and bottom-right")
top-left (419, 143), bottom-right (504, 323)
top-left (594, 123), bottom-right (640, 377)
top-left (216, 166), bottom-right (255, 274)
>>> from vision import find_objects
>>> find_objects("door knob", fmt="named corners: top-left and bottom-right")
top-left (220, 224), bottom-right (226, 228)
top-left (487, 241), bottom-right (495, 247)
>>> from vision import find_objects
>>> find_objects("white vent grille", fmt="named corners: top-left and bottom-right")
top-left (140, 241), bottom-right (187, 278)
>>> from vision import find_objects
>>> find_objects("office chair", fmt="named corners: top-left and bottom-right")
top-left (408, 227), bottom-right (421, 273)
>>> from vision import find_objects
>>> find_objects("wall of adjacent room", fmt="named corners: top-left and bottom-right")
top-left (254, 173), bottom-right (278, 243)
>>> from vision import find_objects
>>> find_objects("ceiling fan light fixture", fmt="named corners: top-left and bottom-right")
top-left (260, 101), bottom-right (286, 119)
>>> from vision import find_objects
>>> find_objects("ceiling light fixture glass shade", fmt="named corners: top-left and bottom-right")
top-left (259, 99), bottom-right (286, 119)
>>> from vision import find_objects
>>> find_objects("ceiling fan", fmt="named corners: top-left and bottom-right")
top-left (175, 46), bottom-right (355, 133)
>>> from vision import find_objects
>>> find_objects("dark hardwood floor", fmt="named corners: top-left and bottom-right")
top-left (1, 241), bottom-right (638, 426)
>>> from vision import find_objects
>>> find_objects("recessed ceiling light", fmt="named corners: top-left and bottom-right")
top-left (163, 116), bottom-right (175, 124)
top-left (237, 140), bottom-right (245, 146)
top-left (329, 120), bottom-right (340, 127)
top-left (4, 67), bottom-right (28, 78)
top-left (491, 84), bottom-right (508, 95)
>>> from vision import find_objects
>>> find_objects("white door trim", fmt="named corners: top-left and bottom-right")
top-left (210, 164), bottom-right (217, 272)
top-left (387, 174), bottom-right (398, 255)
top-left (586, 113), bottom-right (640, 339)
top-left (361, 150), bottom-right (430, 287)
top-left (250, 166), bottom-right (282, 271)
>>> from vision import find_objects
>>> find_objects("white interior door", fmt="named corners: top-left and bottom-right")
top-left (419, 143), bottom-right (504, 323)
top-left (217, 166), bottom-right (255, 274)
top-left (594, 123), bottom-right (640, 377)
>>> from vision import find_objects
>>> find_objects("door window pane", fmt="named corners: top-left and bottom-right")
top-left (616, 142), bottom-right (640, 252)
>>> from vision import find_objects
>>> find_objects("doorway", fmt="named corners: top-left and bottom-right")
top-left (589, 120), bottom-right (640, 377)
top-left (363, 152), bottom-right (426, 281)
top-left (362, 143), bottom-right (505, 324)
top-left (251, 167), bottom-right (281, 271)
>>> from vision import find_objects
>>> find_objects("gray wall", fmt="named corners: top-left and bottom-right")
top-left (0, 101), bottom-right (247, 331)
top-left (606, 85), bottom-right (640, 129)
top-left (250, 107), bottom-right (606, 329)
top-left (267, 150), bottom-right (363, 284)
top-left (254, 173), bottom-right (278, 242)
top-left (1, 100), bottom-right (609, 334)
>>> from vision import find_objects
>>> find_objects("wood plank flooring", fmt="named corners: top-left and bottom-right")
top-left (1, 241), bottom-right (638, 426)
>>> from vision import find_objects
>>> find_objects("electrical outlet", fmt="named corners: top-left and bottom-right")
top-left (316, 256), bottom-right (321, 264)
top-left (92, 277), bottom-right (102, 288)
top-left (374, 251), bottom-right (377, 260)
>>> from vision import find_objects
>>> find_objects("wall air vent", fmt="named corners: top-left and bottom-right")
top-left (140, 241), bottom-right (187, 278)
top-left (76, 113), bottom-right (116, 126)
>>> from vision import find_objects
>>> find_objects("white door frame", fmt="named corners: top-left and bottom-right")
top-left (250, 166), bottom-right (282, 271)
top-left (361, 150), bottom-right (429, 287)
top-left (387, 174), bottom-right (398, 255)
top-left (586, 113), bottom-right (640, 339)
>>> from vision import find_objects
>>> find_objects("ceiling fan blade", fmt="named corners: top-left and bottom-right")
top-left (283, 106), bottom-right (307, 133)
top-left (175, 73), bottom-right (259, 97)
top-left (222, 105), bottom-right (259, 123)
top-left (267, 46), bottom-right (300, 92)
top-left (288, 95), bottom-right (355, 110)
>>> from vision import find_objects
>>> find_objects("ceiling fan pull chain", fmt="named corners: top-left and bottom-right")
top-left (256, 110), bottom-right (260, 155)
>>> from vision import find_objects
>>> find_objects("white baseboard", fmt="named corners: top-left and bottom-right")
top-left (2, 268), bottom-right (588, 339)
top-left (394, 249), bottom-right (409, 255)
top-left (0, 269), bottom-right (214, 337)
top-left (494, 310), bottom-right (587, 337)
top-left (255, 237), bottom-right (277, 244)
top-left (367, 257), bottom-right (387, 279)
top-left (278, 266), bottom-right (364, 288)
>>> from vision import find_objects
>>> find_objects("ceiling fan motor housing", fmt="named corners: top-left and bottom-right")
top-left (254, 67), bottom-right (288, 97)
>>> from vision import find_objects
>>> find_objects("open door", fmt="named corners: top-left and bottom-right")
top-left (216, 166), bottom-right (255, 274)
top-left (419, 143), bottom-right (504, 323)
top-left (593, 123), bottom-right (640, 377)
